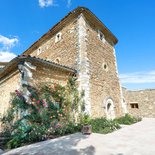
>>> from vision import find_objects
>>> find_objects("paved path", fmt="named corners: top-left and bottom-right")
top-left (2, 118), bottom-right (155, 155)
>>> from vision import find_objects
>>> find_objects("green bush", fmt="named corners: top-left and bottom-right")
top-left (90, 118), bottom-right (121, 134)
top-left (80, 114), bottom-right (91, 125)
top-left (0, 78), bottom-right (85, 149)
top-left (114, 114), bottom-right (142, 125)
top-left (53, 122), bottom-right (82, 136)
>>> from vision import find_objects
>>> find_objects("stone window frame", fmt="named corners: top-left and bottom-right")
top-left (98, 30), bottom-right (105, 43)
top-left (37, 47), bottom-right (42, 55)
top-left (102, 62), bottom-right (108, 72)
top-left (55, 32), bottom-right (62, 43)
top-left (130, 103), bottom-right (139, 109)
top-left (54, 57), bottom-right (60, 64)
top-left (103, 97), bottom-right (116, 119)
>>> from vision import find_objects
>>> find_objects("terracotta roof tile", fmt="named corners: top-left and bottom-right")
top-left (0, 55), bottom-right (77, 80)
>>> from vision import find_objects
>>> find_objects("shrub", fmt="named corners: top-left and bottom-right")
top-left (80, 114), bottom-right (91, 125)
top-left (114, 114), bottom-right (142, 125)
top-left (90, 118), bottom-right (121, 134)
top-left (52, 122), bottom-right (82, 136)
top-left (0, 77), bottom-right (85, 149)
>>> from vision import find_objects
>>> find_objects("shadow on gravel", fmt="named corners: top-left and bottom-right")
top-left (3, 133), bottom-right (95, 155)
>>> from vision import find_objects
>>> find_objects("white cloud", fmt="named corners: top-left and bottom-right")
top-left (38, 0), bottom-right (71, 8)
top-left (39, 0), bottom-right (54, 8)
top-left (0, 35), bottom-right (18, 50)
top-left (0, 35), bottom-right (18, 62)
top-left (120, 71), bottom-right (155, 84)
top-left (0, 51), bottom-right (16, 62)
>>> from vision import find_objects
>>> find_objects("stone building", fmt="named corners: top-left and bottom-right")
top-left (0, 7), bottom-right (126, 119)
top-left (122, 87), bottom-right (155, 118)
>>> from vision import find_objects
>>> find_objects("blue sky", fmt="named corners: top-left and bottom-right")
top-left (0, 0), bottom-right (155, 90)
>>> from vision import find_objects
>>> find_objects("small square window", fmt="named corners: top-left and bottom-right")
top-left (55, 32), bottom-right (62, 43)
top-left (130, 103), bottom-right (139, 109)
top-left (98, 30), bottom-right (105, 42)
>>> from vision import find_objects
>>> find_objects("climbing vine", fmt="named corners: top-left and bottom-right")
top-left (1, 77), bottom-right (85, 149)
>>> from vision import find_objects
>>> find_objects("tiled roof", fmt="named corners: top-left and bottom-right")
top-left (0, 62), bottom-right (8, 72)
top-left (0, 62), bottom-right (8, 65)
top-left (18, 55), bottom-right (76, 72)
top-left (0, 55), bottom-right (77, 80)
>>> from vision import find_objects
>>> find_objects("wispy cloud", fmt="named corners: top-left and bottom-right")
top-left (38, 0), bottom-right (71, 8)
top-left (0, 35), bottom-right (18, 50)
top-left (67, 0), bottom-right (72, 8)
top-left (0, 35), bottom-right (18, 62)
top-left (120, 71), bottom-right (155, 84)
top-left (0, 51), bottom-right (16, 62)
top-left (39, 0), bottom-right (54, 8)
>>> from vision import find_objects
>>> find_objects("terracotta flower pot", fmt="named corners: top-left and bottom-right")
top-left (81, 124), bottom-right (92, 134)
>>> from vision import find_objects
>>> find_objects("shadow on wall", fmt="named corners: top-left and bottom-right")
top-left (3, 133), bottom-right (95, 155)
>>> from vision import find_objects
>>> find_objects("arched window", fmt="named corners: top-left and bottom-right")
top-left (104, 97), bottom-right (116, 119)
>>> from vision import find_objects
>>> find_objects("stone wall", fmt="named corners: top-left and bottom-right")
top-left (20, 62), bottom-right (73, 106)
top-left (85, 21), bottom-right (122, 118)
top-left (0, 62), bottom-right (72, 116)
top-left (123, 88), bottom-right (155, 118)
top-left (0, 72), bottom-right (20, 115)
top-left (28, 14), bottom-right (123, 118)
top-left (0, 12), bottom-right (123, 119)
top-left (31, 65), bottom-right (71, 87)
top-left (30, 20), bottom-right (78, 69)
top-left (0, 19), bottom-right (79, 119)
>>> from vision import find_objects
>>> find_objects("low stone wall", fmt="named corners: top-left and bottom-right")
top-left (123, 88), bottom-right (155, 118)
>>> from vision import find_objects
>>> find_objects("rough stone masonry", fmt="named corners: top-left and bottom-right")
top-left (2, 7), bottom-right (153, 120)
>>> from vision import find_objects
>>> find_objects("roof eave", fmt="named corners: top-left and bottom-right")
top-left (81, 7), bottom-right (118, 44)
top-left (0, 56), bottom-right (76, 80)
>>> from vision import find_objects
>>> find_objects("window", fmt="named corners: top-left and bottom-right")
top-left (55, 32), bottom-right (62, 43)
top-left (55, 58), bottom-right (60, 63)
top-left (98, 30), bottom-right (105, 42)
top-left (102, 63), bottom-right (108, 72)
top-left (103, 64), bottom-right (107, 69)
top-left (107, 103), bottom-right (111, 111)
top-left (130, 103), bottom-right (139, 109)
top-left (104, 98), bottom-right (116, 119)
top-left (37, 48), bottom-right (42, 55)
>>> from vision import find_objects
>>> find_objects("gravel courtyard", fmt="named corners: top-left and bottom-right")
top-left (2, 118), bottom-right (155, 155)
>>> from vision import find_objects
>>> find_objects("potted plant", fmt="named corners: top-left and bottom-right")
top-left (81, 114), bottom-right (92, 134)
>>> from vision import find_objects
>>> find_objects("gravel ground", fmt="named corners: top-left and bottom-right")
top-left (2, 118), bottom-right (155, 155)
